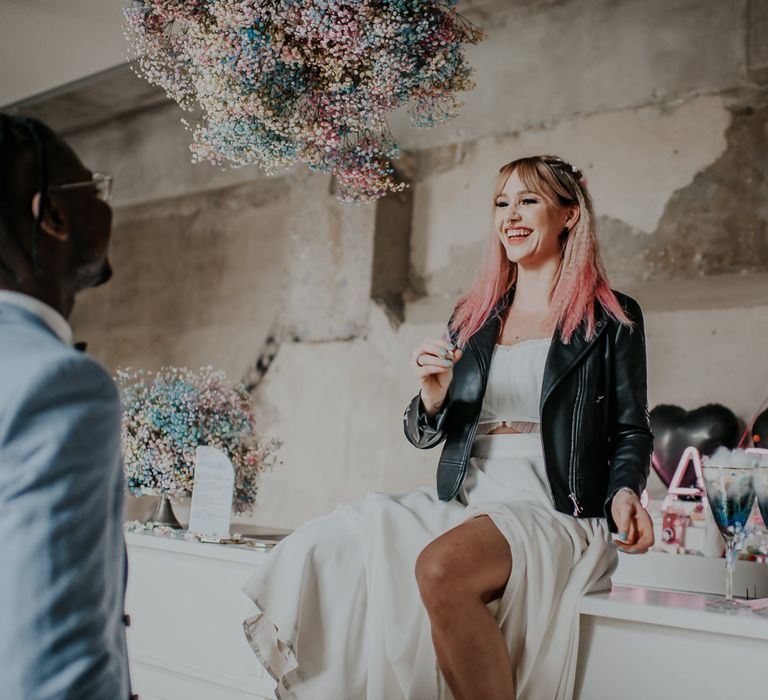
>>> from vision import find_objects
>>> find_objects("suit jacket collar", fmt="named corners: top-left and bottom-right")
top-left (0, 296), bottom-right (72, 346)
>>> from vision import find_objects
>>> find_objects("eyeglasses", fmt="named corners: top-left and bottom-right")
top-left (48, 172), bottom-right (113, 203)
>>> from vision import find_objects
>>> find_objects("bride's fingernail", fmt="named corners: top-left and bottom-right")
top-left (438, 348), bottom-right (447, 358)
top-left (618, 531), bottom-right (628, 541)
top-left (442, 359), bottom-right (452, 367)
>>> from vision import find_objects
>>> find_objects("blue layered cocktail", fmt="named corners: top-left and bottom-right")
top-left (705, 471), bottom-right (755, 538)
top-left (702, 449), bottom-right (756, 613)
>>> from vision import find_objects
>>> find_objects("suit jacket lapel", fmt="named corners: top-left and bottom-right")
top-left (0, 302), bottom-right (62, 343)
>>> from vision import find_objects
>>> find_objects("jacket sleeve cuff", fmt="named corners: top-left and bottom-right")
top-left (403, 393), bottom-right (450, 449)
top-left (603, 483), bottom-right (642, 533)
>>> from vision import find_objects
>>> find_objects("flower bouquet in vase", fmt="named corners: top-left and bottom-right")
top-left (117, 366), bottom-right (280, 528)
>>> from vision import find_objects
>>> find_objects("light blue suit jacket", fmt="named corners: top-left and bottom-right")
top-left (0, 302), bottom-right (130, 699)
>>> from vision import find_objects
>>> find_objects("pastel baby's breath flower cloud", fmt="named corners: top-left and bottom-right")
top-left (124, 0), bottom-right (485, 203)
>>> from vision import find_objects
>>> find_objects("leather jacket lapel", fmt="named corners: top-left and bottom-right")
top-left (465, 313), bottom-right (501, 377)
top-left (464, 287), bottom-right (513, 384)
top-left (540, 311), bottom-right (609, 414)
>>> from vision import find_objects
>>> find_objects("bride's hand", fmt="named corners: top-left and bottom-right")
top-left (412, 339), bottom-right (463, 417)
top-left (611, 489), bottom-right (654, 553)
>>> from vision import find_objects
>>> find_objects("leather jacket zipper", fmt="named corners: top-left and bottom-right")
top-left (568, 363), bottom-right (587, 516)
top-left (569, 492), bottom-right (583, 516)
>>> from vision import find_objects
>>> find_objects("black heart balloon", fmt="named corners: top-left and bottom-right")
top-left (752, 408), bottom-right (768, 449)
top-left (649, 403), bottom-right (740, 489)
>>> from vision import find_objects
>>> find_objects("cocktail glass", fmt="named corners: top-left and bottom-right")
top-left (702, 462), bottom-right (756, 612)
top-left (751, 460), bottom-right (768, 616)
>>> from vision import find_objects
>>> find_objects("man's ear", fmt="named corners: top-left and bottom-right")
top-left (31, 192), bottom-right (68, 242)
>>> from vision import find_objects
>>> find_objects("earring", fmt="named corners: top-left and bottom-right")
top-left (561, 226), bottom-right (569, 236)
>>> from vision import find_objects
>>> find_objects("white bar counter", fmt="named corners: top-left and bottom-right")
top-left (577, 586), bottom-right (767, 698)
top-left (126, 531), bottom-right (768, 700)
top-left (125, 531), bottom-right (275, 700)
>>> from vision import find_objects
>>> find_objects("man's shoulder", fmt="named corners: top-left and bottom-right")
top-left (0, 338), bottom-right (121, 499)
top-left (0, 329), bottom-right (117, 415)
top-left (0, 348), bottom-right (121, 483)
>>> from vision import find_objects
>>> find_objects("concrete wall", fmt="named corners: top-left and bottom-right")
top-left (13, 0), bottom-right (768, 529)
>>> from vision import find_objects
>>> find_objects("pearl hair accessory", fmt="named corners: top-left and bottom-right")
top-left (562, 161), bottom-right (589, 190)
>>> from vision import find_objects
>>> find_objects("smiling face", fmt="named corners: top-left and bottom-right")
top-left (494, 168), bottom-right (578, 269)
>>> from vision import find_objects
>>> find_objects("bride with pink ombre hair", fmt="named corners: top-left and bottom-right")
top-left (242, 155), bottom-right (654, 700)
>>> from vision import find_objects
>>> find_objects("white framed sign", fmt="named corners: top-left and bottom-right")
top-left (188, 446), bottom-right (235, 536)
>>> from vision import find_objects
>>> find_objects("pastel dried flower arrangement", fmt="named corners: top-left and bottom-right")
top-left (116, 365), bottom-right (280, 513)
top-left (124, 0), bottom-right (484, 202)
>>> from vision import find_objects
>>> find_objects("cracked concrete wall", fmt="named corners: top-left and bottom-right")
top-left (68, 107), bottom-right (377, 374)
top-left (748, 0), bottom-right (768, 83)
top-left (411, 93), bottom-right (768, 295)
top-left (70, 179), bottom-right (291, 378)
top-left (609, 102), bottom-right (768, 281)
top-left (389, 0), bottom-right (748, 150)
top-left (280, 171), bottom-right (377, 342)
top-left (408, 0), bottom-right (766, 298)
top-left (65, 102), bottom-right (286, 209)
top-left (410, 95), bottom-right (741, 298)
top-left (33, 0), bottom-right (768, 528)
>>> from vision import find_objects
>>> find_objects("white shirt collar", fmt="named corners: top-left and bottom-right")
top-left (0, 290), bottom-right (73, 346)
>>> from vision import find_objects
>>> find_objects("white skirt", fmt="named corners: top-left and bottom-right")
top-left (242, 434), bottom-right (617, 700)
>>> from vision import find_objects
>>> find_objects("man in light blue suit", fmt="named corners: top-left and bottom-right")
top-left (0, 115), bottom-right (132, 699)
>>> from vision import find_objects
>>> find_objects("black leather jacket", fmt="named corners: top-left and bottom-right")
top-left (403, 290), bottom-right (653, 532)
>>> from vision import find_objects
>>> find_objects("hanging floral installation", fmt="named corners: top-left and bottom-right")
top-left (124, 0), bottom-right (485, 203)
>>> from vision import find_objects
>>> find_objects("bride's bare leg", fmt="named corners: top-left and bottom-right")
top-left (415, 515), bottom-right (515, 700)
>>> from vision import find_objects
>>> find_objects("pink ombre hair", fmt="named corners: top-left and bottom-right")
top-left (449, 155), bottom-right (631, 347)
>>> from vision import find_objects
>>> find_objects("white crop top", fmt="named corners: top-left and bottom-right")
top-left (477, 338), bottom-right (551, 435)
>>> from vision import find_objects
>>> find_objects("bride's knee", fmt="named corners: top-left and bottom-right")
top-left (414, 546), bottom-right (464, 612)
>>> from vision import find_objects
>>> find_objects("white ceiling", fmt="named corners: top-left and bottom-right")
top-left (0, 0), bottom-right (128, 107)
